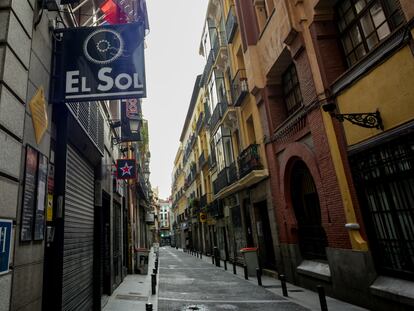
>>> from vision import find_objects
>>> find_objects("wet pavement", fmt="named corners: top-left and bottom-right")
top-left (157, 248), bottom-right (309, 311)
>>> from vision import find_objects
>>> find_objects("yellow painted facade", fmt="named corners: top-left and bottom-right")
top-left (338, 46), bottom-right (414, 146)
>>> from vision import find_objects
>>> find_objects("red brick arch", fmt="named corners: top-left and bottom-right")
top-left (278, 142), bottom-right (327, 243)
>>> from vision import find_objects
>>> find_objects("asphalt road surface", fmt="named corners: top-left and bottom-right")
top-left (157, 247), bottom-right (309, 311)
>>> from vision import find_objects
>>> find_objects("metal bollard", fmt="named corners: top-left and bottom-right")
top-left (200, 252), bottom-right (202, 259)
top-left (224, 260), bottom-right (227, 270)
top-left (151, 274), bottom-right (156, 295)
top-left (256, 268), bottom-right (262, 286)
top-left (153, 268), bottom-right (157, 275)
top-left (215, 256), bottom-right (220, 267)
top-left (244, 265), bottom-right (248, 280)
top-left (317, 285), bottom-right (328, 311)
top-left (211, 255), bottom-right (215, 264)
top-left (233, 261), bottom-right (237, 274)
top-left (280, 274), bottom-right (288, 297)
top-left (146, 303), bottom-right (153, 311)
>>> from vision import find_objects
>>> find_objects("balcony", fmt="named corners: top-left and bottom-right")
top-left (212, 31), bottom-right (227, 61)
top-left (228, 161), bottom-right (238, 185)
top-left (238, 144), bottom-right (263, 179)
top-left (200, 49), bottom-right (215, 86)
top-left (208, 153), bottom-right (216, 169)
top-left (198, 152), bottom-right (207, 169)
top-left (204, 101), bottom-right (211, 123)
top-left (200, 194), bottom-right (207, 208)
top-left (225, 6), bottom-right (238, 44)
top-left (231, 69), bottom-right (249, 106)
top-left (210, 103), bottom-right (223, 132)
top-left (196, 112), bottom-right (204, 134)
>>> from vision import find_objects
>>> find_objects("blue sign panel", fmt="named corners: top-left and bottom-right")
top-left (53, 22), bottom-right (146, 103)
top-left (0, 219), bottom-right (12, 274)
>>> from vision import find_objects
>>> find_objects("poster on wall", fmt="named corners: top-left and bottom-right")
top-left (34, 153), bottom-right (48, 240)
top-left (20, 146), bottom-right (38, 241)
top-left (0, 219), bottom-right (12, 275)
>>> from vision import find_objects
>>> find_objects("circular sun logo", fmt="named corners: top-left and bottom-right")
top-left (83, 29), bottom-right (124, 65)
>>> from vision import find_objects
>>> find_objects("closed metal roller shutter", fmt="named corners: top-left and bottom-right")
top-left (62, 145), bottom-right (94, 311)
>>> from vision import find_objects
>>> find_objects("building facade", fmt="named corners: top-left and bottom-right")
top-left (171, 0), bottom-right (414, 310)
top-left (0, 1), bottom-right (151, 310)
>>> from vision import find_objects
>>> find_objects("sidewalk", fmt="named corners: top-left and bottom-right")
top-left (192, 248), bottom-right (368, 311)
top-left (102, 248), bottom-right (158, 311)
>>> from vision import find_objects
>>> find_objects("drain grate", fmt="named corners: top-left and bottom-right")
top-left (116, 294), bottom-right (148, 301)
top-left (288, 289), bottom-right (304, 293)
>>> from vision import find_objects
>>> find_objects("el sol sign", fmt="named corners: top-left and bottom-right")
top-left (53, 22), bottom-right (146, 102)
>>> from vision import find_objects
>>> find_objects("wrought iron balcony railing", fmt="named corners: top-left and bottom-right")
top-left (238, 144), bottom-right (263, 179)
top-left (200, 49), bottom-right (215, 86)
top-left (196, 112), bottom-right (204, 133)
top-left (200, 194), bottom-right (207, 208)
top-left (210, 102), bottom-right (223, 132)
top-left (198, 151), bottom-right (207, 169)
top-left (208, 153), bottom-right (216, 169)
top-left (212, 31), bottom-right (227, 60)
top-left (204, 101), bottom-right (211, 123)
top-left (226, 6), bottom-right (238, 44)
top-left (228, 161), bottom-right (238, 185)
top-left (232, 69), bottom-right (249, 106)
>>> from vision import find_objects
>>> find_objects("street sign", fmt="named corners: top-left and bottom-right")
top-left (0, 219), bottom-right (12, 275)
top-left (53, 22), bottom-right (146, 103)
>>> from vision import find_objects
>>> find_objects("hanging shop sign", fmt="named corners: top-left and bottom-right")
top-left (120, 98), bottom-right (141, 142)
top-left (53, 22), bottom-right (146, 103)
top-left (116, 159), bottom-right (136, 179)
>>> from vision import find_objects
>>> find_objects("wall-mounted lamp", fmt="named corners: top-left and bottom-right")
top-left (322, 103), bottom-right (384, 130)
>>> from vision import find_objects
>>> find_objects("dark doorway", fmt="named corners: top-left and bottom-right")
top-left (243, 198), bottom-right (254, 247)
top-left (253, 201), bottom-right (276, 270)
top-left (290, 161), bottom-right (327, 260)
top-left (102, 191), bottom-right (111, 295)
top-left (113, 200), bottom-right (122, 288)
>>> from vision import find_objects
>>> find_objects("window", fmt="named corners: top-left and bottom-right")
top-left (282, 64), bottom-right (303, 116)
top-left (336, 0), bottom-right (404, 67)
top-left (213, 126), bottom-right (234, 172)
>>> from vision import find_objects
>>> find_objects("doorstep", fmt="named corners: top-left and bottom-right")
top-left (370, 276), bottom-right (414, 307)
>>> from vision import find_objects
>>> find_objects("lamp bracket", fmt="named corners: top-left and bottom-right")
top-left (330, 110), bottom-right (384, 130)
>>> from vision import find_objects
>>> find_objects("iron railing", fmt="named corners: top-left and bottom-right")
top-left (210, 102), bottom-right (223, 132)
top-left (213, 168), bottom-right (229, 195)
top-left (200, 194), bottom-right (207, 208)
top-left (212, 31), bottom-right (227, 59)
top-left (208, 153), bottom-right (217, 169)
top-left (232, 69), bottom-right (249, 106)
top-left (238, 144), bottom-right (263, 178)
top-left (225, 6), bottom-right (238, 44)
top-left (198, 151), bottom-right (207, 169)
top-left (196, 112), bottom-right (204, 133)
top-left (200, 49), bottom-right (215, 86)
top-left (228, 161), bottom-right (238, 184)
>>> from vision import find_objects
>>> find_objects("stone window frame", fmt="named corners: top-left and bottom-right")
top-left (336, 0), bottom-right (405, 67)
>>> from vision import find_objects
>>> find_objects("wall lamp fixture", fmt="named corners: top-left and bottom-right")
top-left (322, 103), bottom-right (384, 130)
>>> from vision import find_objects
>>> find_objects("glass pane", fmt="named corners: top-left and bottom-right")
top-left (342, 36), bottom-right (354, 53)
top-left (367, 33), bottom-right (379, 49)
top-left (377, 23), bottom-right (391, 40)
top-left (370, 2), bottom-right (386, 27)
top-left (360, 13), bottom-right (375, 36)
top-left (340, 0), bottom-right (352, 15)
top-left (347, 52), bottom-right (357, 66)
top-left (338, 19), bottom-right (346, 32)
top-left (355, 44), bottom-right (366, 59)
top-left (345, 9), bottom-right (355, 24)
top-left (354, 0), bottom-right (367, 14)
top-left (350, 25), bottom-right (362, 45)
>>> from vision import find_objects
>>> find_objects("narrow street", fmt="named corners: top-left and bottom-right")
top-left (157, 248), bottom-right (308, 311)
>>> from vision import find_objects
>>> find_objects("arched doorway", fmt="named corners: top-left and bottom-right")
top-left (290, 160), bottom-right (327, 260)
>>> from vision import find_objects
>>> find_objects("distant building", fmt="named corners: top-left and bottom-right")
top-left (159, 198), bottom-right (172, 246)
